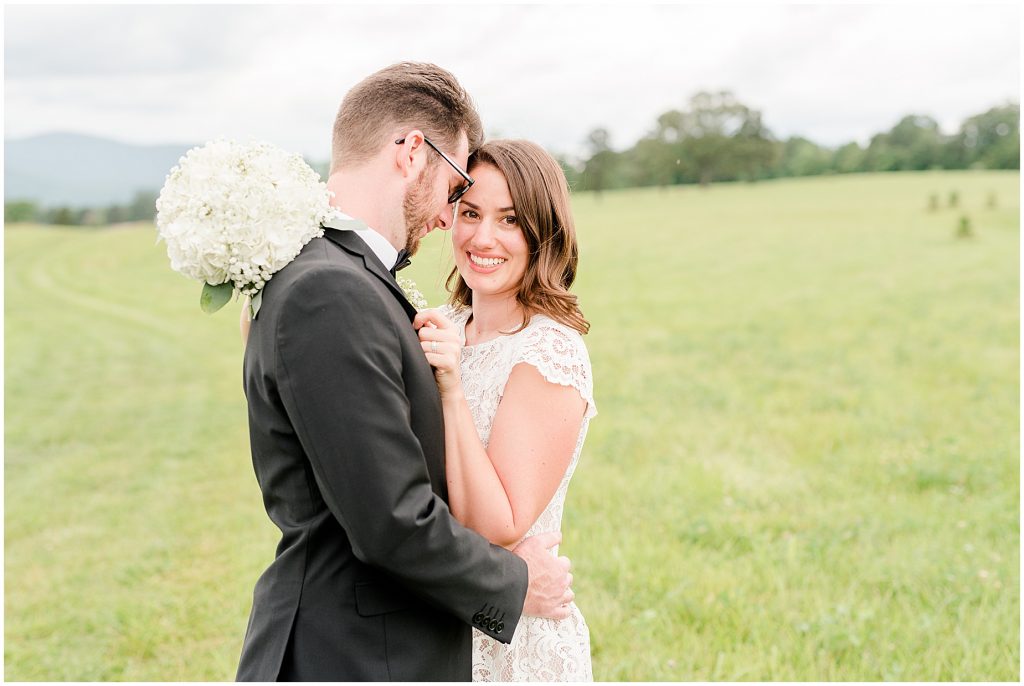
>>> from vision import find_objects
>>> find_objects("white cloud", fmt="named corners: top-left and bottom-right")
top-left (4, 3), bottom-right (1019, 159)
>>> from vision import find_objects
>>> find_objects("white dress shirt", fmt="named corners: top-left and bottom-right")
top-left (322, 209), bottom-right (401, 271)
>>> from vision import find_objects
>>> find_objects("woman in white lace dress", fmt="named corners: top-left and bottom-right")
top-left (413, 140), bottom-right (595, 681)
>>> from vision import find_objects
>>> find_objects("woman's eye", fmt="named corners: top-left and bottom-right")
top-left (462, 210), bottom-right (479, 219)
top-left (502, 215), bottom-right (518, 226)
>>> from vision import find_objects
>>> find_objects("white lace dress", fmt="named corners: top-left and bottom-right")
top-left (440, 305), bottom-right (597, 682)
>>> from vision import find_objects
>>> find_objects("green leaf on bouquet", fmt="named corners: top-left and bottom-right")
top-left (200, 282), bottom-right (234, 314)
top-left (249, 291), bottom-right (263, 320)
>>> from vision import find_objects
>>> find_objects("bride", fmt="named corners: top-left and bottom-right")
top-left (414, 139), bottom-right (596, 681)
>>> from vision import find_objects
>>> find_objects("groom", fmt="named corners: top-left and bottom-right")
top-left (236, 63), bottom-right (573, 681)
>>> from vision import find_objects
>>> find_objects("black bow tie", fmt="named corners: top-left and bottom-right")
top-left (390, 249), bottom-right (412, 276)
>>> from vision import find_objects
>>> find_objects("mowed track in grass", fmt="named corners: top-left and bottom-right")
top-left (4, 171), bottom-right (1019, 680)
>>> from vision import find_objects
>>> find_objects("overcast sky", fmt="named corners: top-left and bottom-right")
top-left (4, 2), bottom-right (1020, 160)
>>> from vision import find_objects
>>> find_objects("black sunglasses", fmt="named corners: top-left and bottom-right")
top-left (395, 135), bottom-right (474, 204)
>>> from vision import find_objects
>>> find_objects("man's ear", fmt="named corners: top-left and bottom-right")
top-left (394, 129), bottom-right (426, 179)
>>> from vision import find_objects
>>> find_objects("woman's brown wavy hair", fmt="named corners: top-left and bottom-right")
top-left (446, 139), bottom-right (589, 335)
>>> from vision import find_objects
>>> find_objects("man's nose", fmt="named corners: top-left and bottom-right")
top-left (433, 202), bottom-right (456, 231)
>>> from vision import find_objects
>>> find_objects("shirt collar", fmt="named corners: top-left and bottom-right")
top-left (323, 209), bottom-right (400, 272)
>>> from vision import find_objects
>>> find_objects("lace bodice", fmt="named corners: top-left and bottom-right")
top-left (439, 305), bottom-right (595, 682)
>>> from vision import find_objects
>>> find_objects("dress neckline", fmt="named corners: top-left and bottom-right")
top-left (456, 308), bottom-right (547, 350)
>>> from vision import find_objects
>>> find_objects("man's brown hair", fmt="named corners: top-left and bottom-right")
top-left (331, 62), bottom-right (484, 172)
top-left (446, 139), bottom-right (590, 336)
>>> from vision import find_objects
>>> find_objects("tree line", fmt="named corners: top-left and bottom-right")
top-left (4, 189), bottom-right (160, 227)
top-left (4, 95), bottom-right (1018, 225)
top-left (559, 93), bottom-right (1019, 193)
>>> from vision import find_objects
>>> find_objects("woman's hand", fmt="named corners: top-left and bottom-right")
top-left (240, 296), bottom-right (252, 348)
top-left (413, 309), bottom-right (463, 398)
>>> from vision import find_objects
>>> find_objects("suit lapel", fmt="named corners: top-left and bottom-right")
top-left (321, 227), bottom-right (419, 321)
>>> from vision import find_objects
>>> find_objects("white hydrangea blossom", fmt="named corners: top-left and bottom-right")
top-left (155, 139), bottom-right (332, 299)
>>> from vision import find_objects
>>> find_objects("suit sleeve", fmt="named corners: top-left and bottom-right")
top-left (274, 266), bottom-right (527, 643)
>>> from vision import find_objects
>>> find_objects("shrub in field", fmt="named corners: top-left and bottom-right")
top-left (956, 215), bottom-right (974, 239)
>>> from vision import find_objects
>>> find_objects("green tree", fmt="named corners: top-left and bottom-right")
top-left (627, 135), bottom-right (684, 188)
top-left (47, 206), bottom-right (76, 225)
top-left (779, 137), bottom-right (831, 177)
top-left (957, 103), bottom-right (1020, 169)
top-left (5, 200), bottom-right (38, 224)
top-left (76, 208), bottom-right (106, 226)
top-left (863, 115), bottom-right (943, 171)
top-left (128, 190), bottom-right (159, 221)
top-left (580, 128), bottom-right (618, 195)
top-left (889, 115), bottom-right (943, 169)
top-left (832, 142), bottom-right (865, 173)
top-left (106, 204), bottom-right (130, 224)
top-left (554, 155), bottom-right (583, 191)
top-left (731, 110), bottom-right (778, 180)
top-left (676, 91), bottom-right (775, 186)
top-left (568, 97), bottom-right (1018, 192)
top-left (861, 131), bottom-right (899, 171)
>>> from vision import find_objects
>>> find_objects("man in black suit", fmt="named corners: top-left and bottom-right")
top-left (236, 63), bottom-right (574, 681)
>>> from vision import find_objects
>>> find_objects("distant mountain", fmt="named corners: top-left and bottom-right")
top-left (4, 132), bottom-right (195, 207)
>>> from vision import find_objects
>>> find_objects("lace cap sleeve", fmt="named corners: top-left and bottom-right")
top-left (508, 317), bottom-right (596, 420)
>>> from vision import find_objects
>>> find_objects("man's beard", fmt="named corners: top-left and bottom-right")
top-left (401, 167), bottom-right (435, 255)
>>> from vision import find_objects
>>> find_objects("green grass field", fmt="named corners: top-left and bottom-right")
top-left (5, 171), bottom-right (1019, 680)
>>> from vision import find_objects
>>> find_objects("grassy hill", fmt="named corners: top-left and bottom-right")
top-left (4, 170), bottom-right (1019, 680)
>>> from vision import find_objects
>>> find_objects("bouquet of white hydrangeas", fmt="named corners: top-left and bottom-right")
top-left (155, 139), bottom-right (333, 318)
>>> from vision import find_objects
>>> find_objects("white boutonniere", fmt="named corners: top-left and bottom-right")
top-left (397, 276), bottom-right (428, 310)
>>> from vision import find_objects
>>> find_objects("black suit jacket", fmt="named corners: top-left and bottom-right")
top-left (236, 228), bottom-right (528, 681)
